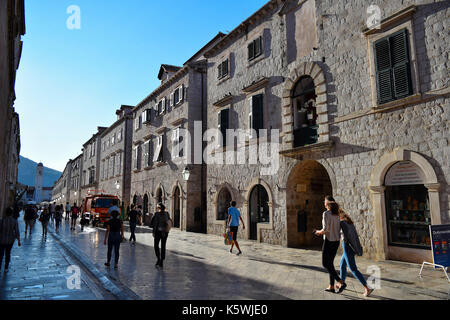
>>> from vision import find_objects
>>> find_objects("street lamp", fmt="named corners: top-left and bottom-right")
top-left (182, 167), bottom-right (191, 181)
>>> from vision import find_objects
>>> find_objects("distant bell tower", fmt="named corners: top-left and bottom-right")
top-left (35, 163), bottom-right (44, 203)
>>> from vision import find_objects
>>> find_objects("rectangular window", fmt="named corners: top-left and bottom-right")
top-left (248, 36), bottom-right (262, 61)
top-left (111, 134), bottom-right (115, 145)
top-left (143, 141), bottom-right (151, 167)
top-left (89, 169), bottom-right (95, 185)
top-left (374, 28), bottom-right (412, 104)
top-left (217, 59), bottom-right (229, 80)
top-left (118, 129), bottom-right (122, 142)
top-left (143, 109), bottom-right (152, 123)
top-left (158, 98), bottom-right (166, 115)
top-left (133, 147), bottom-right (138, 170)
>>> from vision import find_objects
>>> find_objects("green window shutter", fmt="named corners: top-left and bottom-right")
top-left (222, 60), bottom-right (228, 77)
top-left (390, 29), bottom-right (412, 99)
top-left (248, 42), bottom-right (254, 61)
top-left (217, 63), bottom-right (222, 79)
top-left (374, 37), bottom-right (393, 104)
top-left (220, 109), bottom-right (229, 147)
top-left (252, 94), bottom-right (264, 137)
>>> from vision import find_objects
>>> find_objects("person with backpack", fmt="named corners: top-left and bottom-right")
top-left (70, 203), bottom-right (79, 231)
top-left (54, 205), bottom-right (63, 232)
top-left (103, 210), bottom-right (124, 269)
top-left (127, 204), bottom-right (141, 245)
top-left (150, 203), bottom-right (172, 268)
top-left (227, 201), bottom-right (245, 255)
top-left (39, 208), bottom-right (51, 238)
top-left (0, 207), bottom-right (21, 273)
top-left (24, 205), bottom-right (37, 236)
top-left (338, 209), bottom-right (373, 297)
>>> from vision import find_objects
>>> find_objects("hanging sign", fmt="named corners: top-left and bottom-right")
top-left (385, 161), bottom-right (425, 186)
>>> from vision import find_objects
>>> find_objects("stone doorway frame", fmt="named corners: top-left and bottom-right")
top-left (243, 178), bottom-right (274, 242)
top-left (369, 147), bottom-right (441, 261)
top-left (281, 61), bottom-right (329, 151)
top-left (170, 181), bottom-right (184, 230)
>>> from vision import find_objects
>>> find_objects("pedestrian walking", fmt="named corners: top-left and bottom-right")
top-left (24, 204), bottom-right (37, 235)
top-left (103, 210), bottom-right (124, 269)
top-left (39, 207), bottom-right (51, 238)
top-left (338, 209), bottom-right (374, 297)
top-left (49, 202), bottom-right (56, 224)
top-left (54, 205), bottom-right (63, 232)
top-left (127, 204), bottom-right (142, 245)
top-left (65, 202), bottom-right (71, 221)
top-left (313, 196), bottom-right (345, 293)
top-left (0, 208), bottom-right (21, 273)
top-left (150, 203), bottom-right (172, 268)
top-left (227, 201), bottom-right (245, 255)
top-left (70, 203), bottom-right (79, 230)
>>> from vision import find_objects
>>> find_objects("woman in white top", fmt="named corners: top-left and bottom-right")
top-left (314, 196), bottom-right (345, 293)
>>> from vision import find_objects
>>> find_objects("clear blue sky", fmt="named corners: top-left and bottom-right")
top-left (15, 0), bottom-right (268, 172)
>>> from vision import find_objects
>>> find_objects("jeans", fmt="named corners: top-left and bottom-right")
top-left (322, 238), bottom-right (342, 286)
top-left (154, 230), bottom-right (168, 261)
top-left (42, 222), bottom-right (48, 236)
top-left (340, 241), bottom-right (367, 287)
top-left (0, 243), bottom-right (14, 269)
top-left (107, 232), bottom-right (122, 264)
top-left (129, 222), bottom-right (137, 242)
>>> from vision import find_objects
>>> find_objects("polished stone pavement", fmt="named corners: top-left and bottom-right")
top-left (53, 218), bottom-right (450, 300)
top-left (0, 218), bottom-right (112, 300)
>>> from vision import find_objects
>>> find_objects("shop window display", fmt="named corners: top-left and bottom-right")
top-left (384, 161), bottom-right (431, 249)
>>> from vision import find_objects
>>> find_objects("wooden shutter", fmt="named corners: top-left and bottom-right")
top-left (223, 60), bottom-right (228, 77)
top-left (217, 111), bottom-right (222, 147)
top-left (221, 109), bottom-right (229, 147)
top-left (180, 84), bottom-right (184, 102)
top-left (218, 63), bottom-right (222, 79)
top-left (133, 147), bottom-right (138, 170)
top-left (142, 110), bottom-right (147, 123)
top-left (391, 29), bottom-right (412, 99)
top-left (252, 94), bottom-right (264, 137)
top-left (170, 92), bottom-right (174, 108)
top-left (153, 136), bottom-right (163, 162)
top-left (248, 41), bottom-right (254, 60)
top-left (143, 141), bottom-right (149, 167)
top-left (161, 98), bottom-right (166, 114)
top-left (255, 37), bottom-right (262, 57)
top-left (248, 98), bottom-right (254, 138)
top-left (171, 128), bottom-right (178, 158)
top-left (374, 37), bottom-right (393, 104)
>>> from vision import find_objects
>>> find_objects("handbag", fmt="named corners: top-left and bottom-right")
top-left (223, 227), bottom-right (233, 245)
top-left (165, 216), bottom-right (173, 233)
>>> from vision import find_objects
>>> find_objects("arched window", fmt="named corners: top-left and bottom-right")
top-left (217, 188), bottom-right (232, 220)
top-left (292, 76), bottom-right (318, 147)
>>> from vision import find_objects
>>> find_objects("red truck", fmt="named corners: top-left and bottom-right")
top-left (82, 194), bottom-right (119, 227)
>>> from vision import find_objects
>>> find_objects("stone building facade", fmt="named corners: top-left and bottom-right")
top-left (0, 0), bottom-right (25, 216)
top-left (80, 127), bottom-right (107, 199)
top-left (204, 0), bottom-right (449, 263)
top-left (69, 154), bottom-right (83, 206)
top-left (129, 33), bottom-right (224, 231)
top-left (98, 105), bottom-right (134, 206)
top-left (52, 160), bottom-right (72, 207)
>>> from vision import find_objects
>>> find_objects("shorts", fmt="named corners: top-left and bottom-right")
top-left (71, 215), bottom-right (78, 220)
top-left (230, 226), bottom-right (238, 241)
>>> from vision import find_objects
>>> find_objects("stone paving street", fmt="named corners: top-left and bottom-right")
top-left (37, 216), bottom-right (450, 300)
top-left (0, 218), bottom-right (114, 300)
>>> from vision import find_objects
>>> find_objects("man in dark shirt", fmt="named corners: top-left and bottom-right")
top-left (127, 204), bottom-right (141, 245)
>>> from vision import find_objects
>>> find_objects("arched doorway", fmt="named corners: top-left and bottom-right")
top-left (173, 187), bottom-right (181, 228)
top-left (143, 194), bottom-right (149, 215)
top-left (248, 185), bottom-right (269, 240)
top-left (217, 187), bottom-right (232, 221)
top-left (292, 76), bottom-right (318, 148)
top-left (286, 160), bottom-right (333, 249)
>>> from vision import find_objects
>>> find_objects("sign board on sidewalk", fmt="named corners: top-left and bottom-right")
top-left (430, 224), bottom-right (450, 268)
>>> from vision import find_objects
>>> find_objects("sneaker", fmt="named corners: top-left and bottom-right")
top-left (104, 262), bottom-right (110, 267)
top-left (155, 260), bottom-right (160, 267)
top-left (159, 260), bottom-right (163, 268)
top-left (236, 251), bottom-right (242, 256)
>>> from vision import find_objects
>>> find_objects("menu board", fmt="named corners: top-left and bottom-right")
top-left (429, 224), bottom-right (450, 268)
top-left (385, 161), bottom-right (426, 186)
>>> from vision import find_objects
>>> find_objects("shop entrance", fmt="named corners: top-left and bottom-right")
top-left (248, 185), bottom-right (270, 240)
top-left (286, 160), bottom-right (332, 249)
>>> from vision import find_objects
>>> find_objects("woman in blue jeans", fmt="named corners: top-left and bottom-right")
top-left (339, 210), bottom-right (373, 297)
